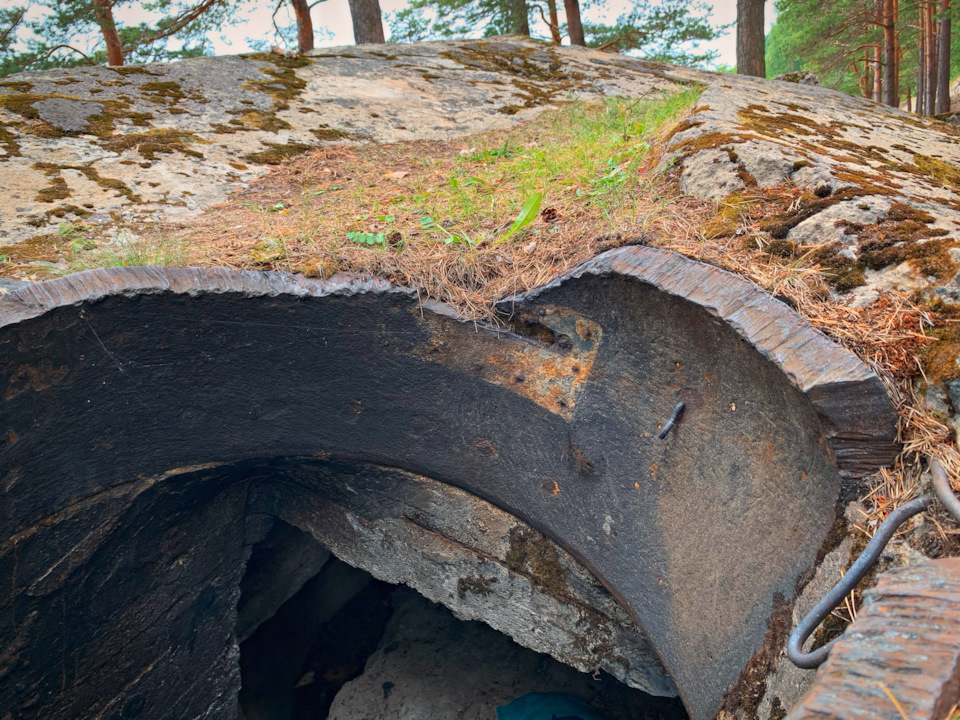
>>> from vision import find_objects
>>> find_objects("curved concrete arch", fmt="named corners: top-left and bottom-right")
top-left (0, 246), bottom-right (897, 720)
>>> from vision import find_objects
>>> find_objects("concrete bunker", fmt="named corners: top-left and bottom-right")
top-left (0, 246), bottom-right (898, 720)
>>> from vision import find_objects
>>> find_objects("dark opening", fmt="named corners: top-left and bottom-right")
top-left (236, 521), bottom-right (688, 720)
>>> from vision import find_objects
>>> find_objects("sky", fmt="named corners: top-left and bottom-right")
top-left (12, 0), bottom-right (777, 71)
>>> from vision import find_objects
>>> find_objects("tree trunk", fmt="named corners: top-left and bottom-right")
top-left (563, 0), bottom-right (585, 46)
top-left (883, 0), bottom-right (898, 104)
top-left (509, 0), bottom-right (530, 36)
top-left (906, 84), bottom-right (912, 112)
top-left (347, 0), bottom-right (385, 44)
top-left (93, 0), bottom-right (124, 66)
top-left (873, 44), bottom-right (883, 101)
top-left (919, 5), bottom-right (927, 113)
top-left (290, 0), bottom-right (314, 53)
top-left (861, 49), bottom-right (872, 97)
top-left (926, 0), bottom-right (937, 113)
top-left (546, 0), bottom-right (561, 44)
top-left (736, 0), bottom-right (765, 77)
top-left (937, 0), bottom-right (952, 112)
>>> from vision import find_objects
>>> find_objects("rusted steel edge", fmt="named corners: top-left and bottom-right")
top-left (0, 266), bottom-right (407, 327)
top-left (498, 245), bottom-right (899, 478)
top-left (0, 247), bottom-right (898, 479)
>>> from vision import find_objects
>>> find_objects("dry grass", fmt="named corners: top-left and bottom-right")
top-left (179, 90), bottom-right (706, 320)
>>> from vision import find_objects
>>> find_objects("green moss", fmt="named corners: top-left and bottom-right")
top-left (242, 109), bottom-right (291, 132)
top-left (0, 91), bottom-right (154, 139)
top-left (126, 111), bottom-right (155, 126)
top-left (0, 233), bottom-right (64, 266)
top-left (737, 104), bottom-right (820, 137)
top-left (310, 126), bottom-right (349, 141)
top-left (0, 81), bottom-right (33, 92)
top-left (506, 526), bottom-right (568, 597)
top-left (241, 53), bottom-right (310, 106)
top-left (440, 43), bottom-right (578, 84)
top-left (497, 104), bottom-right (523, 115)
top-left (113, 66), bottom-right (158, 76)
top-left (0, 124), bottom-right (20, 160)
top-left (761, 200), bottom-right (955, 292)
top-left (140, 80), bottom-right (186, 104)
top-left (243, 141), bottom-right (313, 165)
top-left (0, 93), bottom-right (42, 120)
top-left (48, 204), bottom-right (91, 219)
top-left (456, 575), bottom-right (497, 599)
top-left (914, 153), bottom-right (960, 190)
top-left (35, 176), bottom-right (71, 203)
top-left (101, 128), bottom-right (204, 160)
top-left (763, 238), bottom-right (866, 291)
top-left (668, 130), bottom-right (757, 158)
top-left (758, 188), bottom-right (860, 239)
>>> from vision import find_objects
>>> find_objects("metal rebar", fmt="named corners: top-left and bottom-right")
top-left (657, 402), bottom-right (684, 440)
top-left (930, 457), bottom-right (960, 523)
top-left (786, 495), bottom-right (934, 669)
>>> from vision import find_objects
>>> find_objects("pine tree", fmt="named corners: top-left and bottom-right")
top-left (0, 0), bottom-right (239, 75)
top-left (737, 0), bottom-right (766, 76)
top-left (767, 0), bottom-right (960, 109)
top-left (388, 0), bottom-right (724, 65)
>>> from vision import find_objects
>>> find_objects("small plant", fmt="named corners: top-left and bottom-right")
top-left (495, 192), bottom-right (543, 244)
top-left (65, 234), bottom-right (187, 271)
top-left (465, 140), bottom-right (515, 163)
top-left (346, 231), bottom-right (386, 246)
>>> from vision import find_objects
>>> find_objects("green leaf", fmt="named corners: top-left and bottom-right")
top-left (419, 215), bottom-right (437, 229)
top-left (495, 192), bottom-right (543, 244)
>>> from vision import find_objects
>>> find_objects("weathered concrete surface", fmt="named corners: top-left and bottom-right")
top-left (254, 459), bottom-right (675, 696)
top-left (0, 40), bottom-right (701, 245)
top-left (0, 247), bottom-right (895, 720)
top-left (788, 558), bottom-right (960, 720)
top-left (325, 588), bottom-right (681, 720)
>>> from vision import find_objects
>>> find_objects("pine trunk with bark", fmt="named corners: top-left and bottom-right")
top-left (925, 0), bottom-right (937, 113)
top-left (347, 0), bottom-right (385, 44)
top-left (937, 0), bottom-right (952, 113)
top-left (736, 0), bottom-right (765, 77)
top-left (860, 49), bottom-right (872, 97)
top-left (882, 0), bottom-right (898, 105)
top-left (93, 0), bottom-right (124, 66)
top-left (547, 0), bottom-right (561, 44)
top-left (290, 0), bottom-right (314, 53)
top-left (564, 0), bottom-right (585, 45)
top-left (873, 44), bottom-right (883, 101)
top-left (918, 5), bottom-right (927, 113)
top-left (509, 0), bottom-right (530, 36)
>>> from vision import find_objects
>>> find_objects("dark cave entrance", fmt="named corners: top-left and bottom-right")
top-left (236, 520), bottom-right (689, 720)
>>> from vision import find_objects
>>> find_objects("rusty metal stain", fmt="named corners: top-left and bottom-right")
top-left (539, 477), bottom-right (560, 496)
top-left (5, 361), bottom-right (68, 399)
top-left (409, 305), bottom-right (602, 419)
